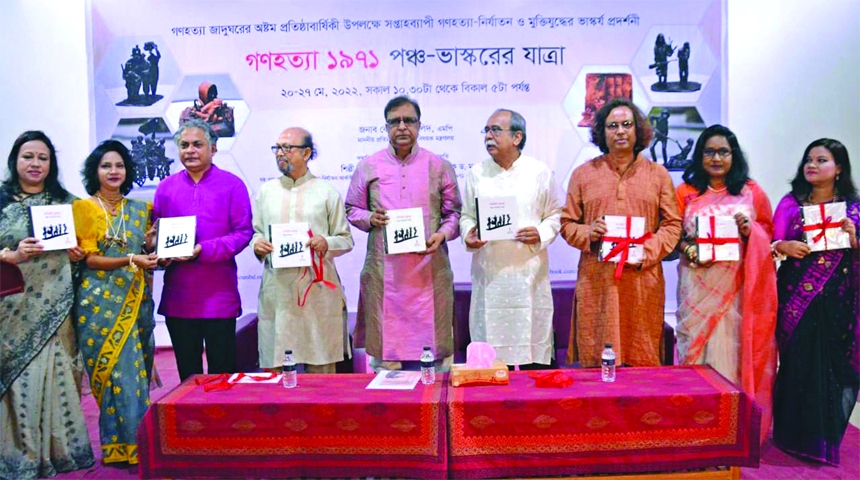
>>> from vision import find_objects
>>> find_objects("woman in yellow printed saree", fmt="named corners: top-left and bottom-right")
top-left (73, 140), bottom-right (158, 465)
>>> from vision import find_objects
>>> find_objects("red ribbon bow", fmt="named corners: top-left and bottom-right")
top-left (195, 374), bottom-right (233, 392)
top-left (527, 370), bottom-right (574, 388)
top-left (697, 216), bottom-right (740, 262)
top-left (298, 228), bottom-right (337, 307)
top-left (602, 216), bottom-right (653, 279)
top-left (802, 203), bottom-right (841, 250)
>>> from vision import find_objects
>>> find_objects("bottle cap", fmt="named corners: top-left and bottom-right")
top-left (285, 349), bottom-right (293, 354)
top-left (423, 346), bottom-right (431, 350)
top-left (604, 343), bottom-right (612, 348)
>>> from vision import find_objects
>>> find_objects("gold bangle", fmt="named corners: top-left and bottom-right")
top-left (771, 240), bottom-right (786, 262)
top-left (684, 244), bottom-right (697, 261)
top-left (127, 253), bottom-right (139, 272)
top-left (0, 247), bottom-right (10, 261)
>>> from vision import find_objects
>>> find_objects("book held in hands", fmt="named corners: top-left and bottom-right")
top-left (269, 222), bottom-right (312, 268)
top-left (475, 196), bottom-right (518, 241)
top-left (384, 207), bottom-right (426, 254)
top-left (695, 215), bottom-right (740, 262)
top-left (29, 204), bottom-right (76, 251)
top-left (802, 202), bottom-right (849, 251)
top-left (599, 215), bottom-right (646, 265)
top-left (156, 216), bottom-right (197, 258)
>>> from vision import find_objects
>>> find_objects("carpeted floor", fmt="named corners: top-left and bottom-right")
top-left (54, 348), bottom-right (859, 479)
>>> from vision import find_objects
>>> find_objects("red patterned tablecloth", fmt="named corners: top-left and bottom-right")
top-left (138, 374), bottom-right (448, 479)
top-left (447, 365), bottom-right (761, 479)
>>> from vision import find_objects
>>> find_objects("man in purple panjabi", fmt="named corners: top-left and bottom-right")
top-left (152, 119), bottom-right (253, 381)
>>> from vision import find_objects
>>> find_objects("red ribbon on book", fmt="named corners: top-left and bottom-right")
top-left (602, 216), bottom-right (653, 279)
top-left (298, 228), bottom-right (336, 307)
top-left (697, 216), bottom-right (740, 262)
top-left (802, 203), bottom-right (842, 250)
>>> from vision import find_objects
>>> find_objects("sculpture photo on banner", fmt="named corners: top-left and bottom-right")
top-left (117, 41), bottom-right (164, 106)
top-left (88, 0), bottom-right (726, 324)
top-left (646, 106), bottom-right (706, 171)
top-left (632, 25), bottom-right (718, 104)
top-left (164, 74), bottom-right (251, 151)
top-left (109, 117), bottom-right (176, 199)
top-left (562, 65), bottom-right (650, 144)
top-left (578, 73), bottom-right (633, 127)
top-left (93, 35), bottom-right (181, 118)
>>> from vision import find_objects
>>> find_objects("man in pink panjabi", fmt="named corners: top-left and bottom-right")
top-left (345, 96), bottom-right (462, 372)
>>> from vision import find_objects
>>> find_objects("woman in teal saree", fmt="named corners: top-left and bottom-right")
top-left (73, 140), bottom-right (158, 465)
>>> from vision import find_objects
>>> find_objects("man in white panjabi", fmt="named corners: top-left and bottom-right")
top-left (251, 127), bottom-right (353, 373)
top-left (460, 109), bottom-right (562, 366)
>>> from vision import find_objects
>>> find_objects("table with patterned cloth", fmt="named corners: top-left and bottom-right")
top-left (447, 366), bottom-right (761, 479)
top-left (137, 374), bottom-right (448, 479)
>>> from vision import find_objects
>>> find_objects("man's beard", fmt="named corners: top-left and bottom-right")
top-left (278, 160), bottom-right (292, 175)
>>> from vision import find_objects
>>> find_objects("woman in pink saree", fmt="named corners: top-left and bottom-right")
top-left (674, 125), bottom-right (777, 444)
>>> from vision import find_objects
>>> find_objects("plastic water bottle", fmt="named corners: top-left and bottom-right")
top-left (282, 349), bottom-right (297, 389)
top-left (420, 346), bottom-right (435, 385)
top-left (601, 343), bottom-right (616, 382)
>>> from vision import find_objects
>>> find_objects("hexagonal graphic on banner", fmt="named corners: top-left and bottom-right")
top-left (560, 145), bottom-right (604, 194)
top-left (109, 117), bottom-right (177, 200)
top-left (644, 106), bottom-right (706, 172)
top-left (632, 26), bottom-right (717, 105)
top-left (164, 74), bottom-right (250, 151)
top-left (562, 65), bottom-right (650, 143)
top-left (94, 36), bottom-right (181, 118)
top-left (210, 151), bottom-right (254, 197)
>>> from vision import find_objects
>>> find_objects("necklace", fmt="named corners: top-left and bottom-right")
top-left (807, 193), bottom-right (835, 204)
top-left (14, 184), bottom-right (44, 201)
top-left (708, 185), bottom-right (727, 193)
top-left (95, 194), bottom-right (127, 247)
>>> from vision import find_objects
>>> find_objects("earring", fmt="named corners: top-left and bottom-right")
top-left (836, 174), bottom-right (841, 182)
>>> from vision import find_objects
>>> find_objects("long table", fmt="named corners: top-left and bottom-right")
top-left (448, 366), bottom-right (760, 478)
top-left (138, 366), bottom-right (759, 479)
top-left (137, 374), bottom-right (448, 479)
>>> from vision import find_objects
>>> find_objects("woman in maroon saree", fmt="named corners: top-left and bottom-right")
top-left (771, 138), bottom-right (859, 465)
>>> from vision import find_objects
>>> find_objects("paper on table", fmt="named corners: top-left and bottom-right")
top-left (366, 370), bottom-right (422, 390)
top-left (227, 373), bottom-right (282, 384)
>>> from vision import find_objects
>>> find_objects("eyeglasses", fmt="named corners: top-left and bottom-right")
top-left (480, 126), bottom-right (512, 136)
top-left (703, 148), bottom-right (732, 159)
top-left (385, 116), bottom-right (419, 128)
top-left (606, 120), bottom-right (635, 131)
top-left (271, 144), bottom-right (308, 154)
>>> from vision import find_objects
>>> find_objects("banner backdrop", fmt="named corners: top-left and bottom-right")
top-left (90, 0), bottom-right (726, 321)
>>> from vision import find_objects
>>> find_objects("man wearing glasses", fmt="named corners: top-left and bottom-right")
top-left (345, 96), bottom-right (462, 373)
top-left (459, 109), bottom-right (562, 368)
top-left (560, 99), bottom-right (681, 368)
top-left (251, 127), bottom-right (353, 373)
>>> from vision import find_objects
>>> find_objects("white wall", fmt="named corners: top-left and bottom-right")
top-left (1, 0), bottom-right (858, 342)
top-left (0, 0), bottom-right (93, 197)
top-left (728, 0), bottom-right (860, 201)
